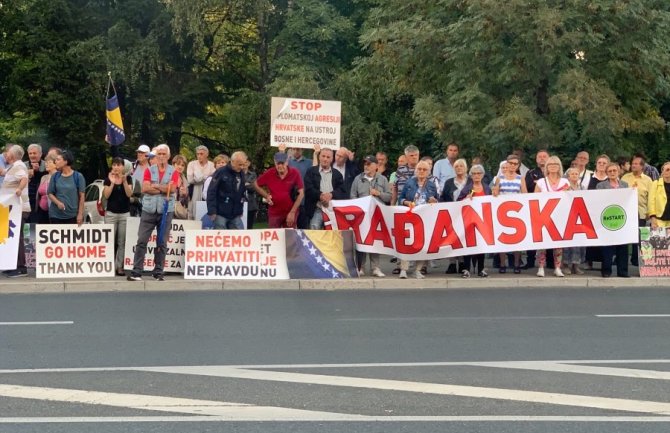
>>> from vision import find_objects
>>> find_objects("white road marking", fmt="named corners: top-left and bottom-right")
top-left (596, 314), bottom-right (670, 318)
top-left (0, 384), bottom-right (364, 420)
top-left (136, 366), bottom-right (670, 415)
top-left (337, 315), bottom-right (581, 321)
top-left (467, 361), bottom-right (670, 380)
top-left (0, 416), bottom-right (669, 423)
top-left (1, 359), bottom-right (670, 373)
top-left (0, 321), bottom-right (73, 326)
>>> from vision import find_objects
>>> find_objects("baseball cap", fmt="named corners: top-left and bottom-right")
top-left (274, 152), bottom-right (288, 163)
top-left (136, 144), bottom-right (151, 153)
top-left (363, 155), bottom-right (378, 164)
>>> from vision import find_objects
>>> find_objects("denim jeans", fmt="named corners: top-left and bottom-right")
top-left (214, 214), bottom-right (245, 230)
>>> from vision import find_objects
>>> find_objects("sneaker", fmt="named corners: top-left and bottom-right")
top-left (420, 266), bottom-right (427, 275)
top-left (499, 266), bottom-right (507, 274)
top-left (536, 267), bottom-right (545, 277)
top-left (127, 274), bottom-right (142, 282)
top-left (572, 264), bottom-right (584, 275)
top-left (513, 266), bottom-right (521, 274)
top-left (399, 270), bottom-right (407, 279)
top-left (562, 266), bottom-right (572, 275)
top-left (372, 268), bottom-right (385, 278)
top-left (414, 271), bottom-right (425, 279)
top-left (5, 269), bottom-right (27, 278)
top-left (461, 270), bottom-right (470, 278)
top-left (358, 269), bottom-right (365, 277)
top-left (478, 270), bottom-right (488, 278)
top-left (153, 274), bottom-right (165, 281)
top-left (554, 268), bottom-right (564, 277)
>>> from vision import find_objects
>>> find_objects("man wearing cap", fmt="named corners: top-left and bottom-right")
top-left (254, 152), bottom-right (304, 228)
top-left (350, 155), bottom-right (392, 277)
top-left (129, 144), bottom-right (153, 216)
top-left (303, 148), bottom-right (347, 230)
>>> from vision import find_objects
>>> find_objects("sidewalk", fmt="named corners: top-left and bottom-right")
top-left (1, 258), bottom-right (666, 294)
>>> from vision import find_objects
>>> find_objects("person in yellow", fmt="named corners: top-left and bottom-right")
top-left (621, 155), bottom-right (653, 266)
top-left (648, 161), bottom-right (670, 229)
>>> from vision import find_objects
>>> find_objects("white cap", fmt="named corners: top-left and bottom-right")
top-left (136, 144), bottom-right (151, 153)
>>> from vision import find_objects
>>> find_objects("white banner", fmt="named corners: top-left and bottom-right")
top-left (270, 97), bottom-right (341, 150)
top-left (36, 224), bottom-right (115, 278)
top-left (324, 189), bottom-right (639, 260)
top-left (184, 229), bottom-right (289, 280)
top-left (124, 217), bottom-right (201, 273)
top-left (0, 193), bottom-right (22, 270)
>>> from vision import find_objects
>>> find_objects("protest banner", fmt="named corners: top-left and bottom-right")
top-left (36, 224), bottom-right (115, 278)
top-left (184, 229), bottom-right (358, 280)
top-left (0, 193), bottom-right (22, 270)
top-left (639, 227), bottom-right (670, 277)
top-left (270, 97), bottom-right (341, 150)
top-left (185, 229), bottom-right (289, 279)
top-left (124, 217), bottom-right (200, 273)
top-left (323, 189), bottom-right (639, 260)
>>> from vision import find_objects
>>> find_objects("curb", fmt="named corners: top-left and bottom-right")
top-left (0, 276), bottom-right (668, 294)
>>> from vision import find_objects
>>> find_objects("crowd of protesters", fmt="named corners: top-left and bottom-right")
top-left (2, 140), bottom-right (670, 281)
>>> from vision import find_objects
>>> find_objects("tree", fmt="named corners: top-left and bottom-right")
top-left (359, 0), bottom-right (670, 164)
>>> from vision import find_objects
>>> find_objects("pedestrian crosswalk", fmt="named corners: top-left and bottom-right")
top-left (0, 359), bottom-right (669, 423)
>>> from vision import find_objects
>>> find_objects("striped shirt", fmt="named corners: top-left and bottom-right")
top-left (498, 174), bottom-right (522, 195)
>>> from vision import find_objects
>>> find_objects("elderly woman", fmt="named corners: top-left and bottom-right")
top-left (493, 154), bottom-right (528, 273)
top-left (0, 144), bottom-right (30, 277)
top-left (457, 164), bottom-right (492, 278)
top-left (171, 155), bottom-right (190, 219)
top-left (202, 154), bottom-right (228, 202)
top-left (585, 154), bottom-right (611, 269)
top-left (596, 163), bottom-right (630, 277)
top-left (35, 153), bottom-right (58, 224)
top-left (440, 158), bottom-right (469, 274)
top-left (534, 156), bottom-right (569, 277)
top-left (186, 145), bottom-right (215, 218)
top-left (48, 150), bottom-right (85, 224)
top-left (397, 159), bottom-right (439, 279)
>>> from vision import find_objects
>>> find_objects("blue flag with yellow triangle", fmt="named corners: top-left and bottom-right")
top-left (105, 75), bottom-right (125, 146)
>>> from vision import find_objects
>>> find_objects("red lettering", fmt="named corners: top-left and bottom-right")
top-left (290, 101), bottom-right (322, 111)
top-left (427, 210), bottom-right (463, 253)
top-left (462, 203), bottom-right (494, 247)
top-left (497, 201), bottom-right (526, 244)
top-left (529, 199), bottom-right (562, 242)
top-left (333, 206), bottom-right (365, 243)
top-left (393, 213), bottom-right (425, 254)
top-left (563, 197), bottom-right (597, 240)
top-left (363, 206), bottom-right (393, 248)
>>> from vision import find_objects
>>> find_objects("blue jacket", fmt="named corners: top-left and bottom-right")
top-left (457, 179), bottom-right (492, 201)
top-left (207, 165), bottom-right (246, 219)
top-left (399, 177), bottom-right (439, 205)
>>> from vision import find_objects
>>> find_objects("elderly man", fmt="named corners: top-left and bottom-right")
top-left (574, 150), bottom-right (593, 189)
top-left (1, 144), bottom-right (30, 277)
top-left (127, 144), bottom-right (180, 282)
top-left (333, 146), bottom-right (360, 196)
top-left (26, 143), bottom-right (46, 223)
top-left (622, 154), bottom-right (653, 266)
top-left (206, 151), bottom-right (247, 230)
top-left (254, 152), bottom-right (304, 228)
top-left (303, 148), bottom-right (347, 230)
top-left (433, 142), bottom-right (459, 191)
top-left (187, 145), bottom-right (215, 219)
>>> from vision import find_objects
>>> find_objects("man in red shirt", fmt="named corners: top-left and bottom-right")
top-left (254, 152), bottom-right (304, 228)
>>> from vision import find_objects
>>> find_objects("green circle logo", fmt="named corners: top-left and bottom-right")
top-left (600, 205), bottom-right (627, 231)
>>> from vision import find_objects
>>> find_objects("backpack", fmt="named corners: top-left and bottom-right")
top-left (52, 171), bottom-right (82, 193)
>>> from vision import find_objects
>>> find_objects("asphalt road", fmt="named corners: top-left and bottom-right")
top-left (1, 288), bottom-right (669, 432)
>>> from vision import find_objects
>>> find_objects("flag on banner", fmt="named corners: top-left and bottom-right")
top-left (285, 230), bottom-right (358, 278)
top-left (105, 74), bottom-right (125, 146)
top-left (0, 193), bottom-right (22, 270)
